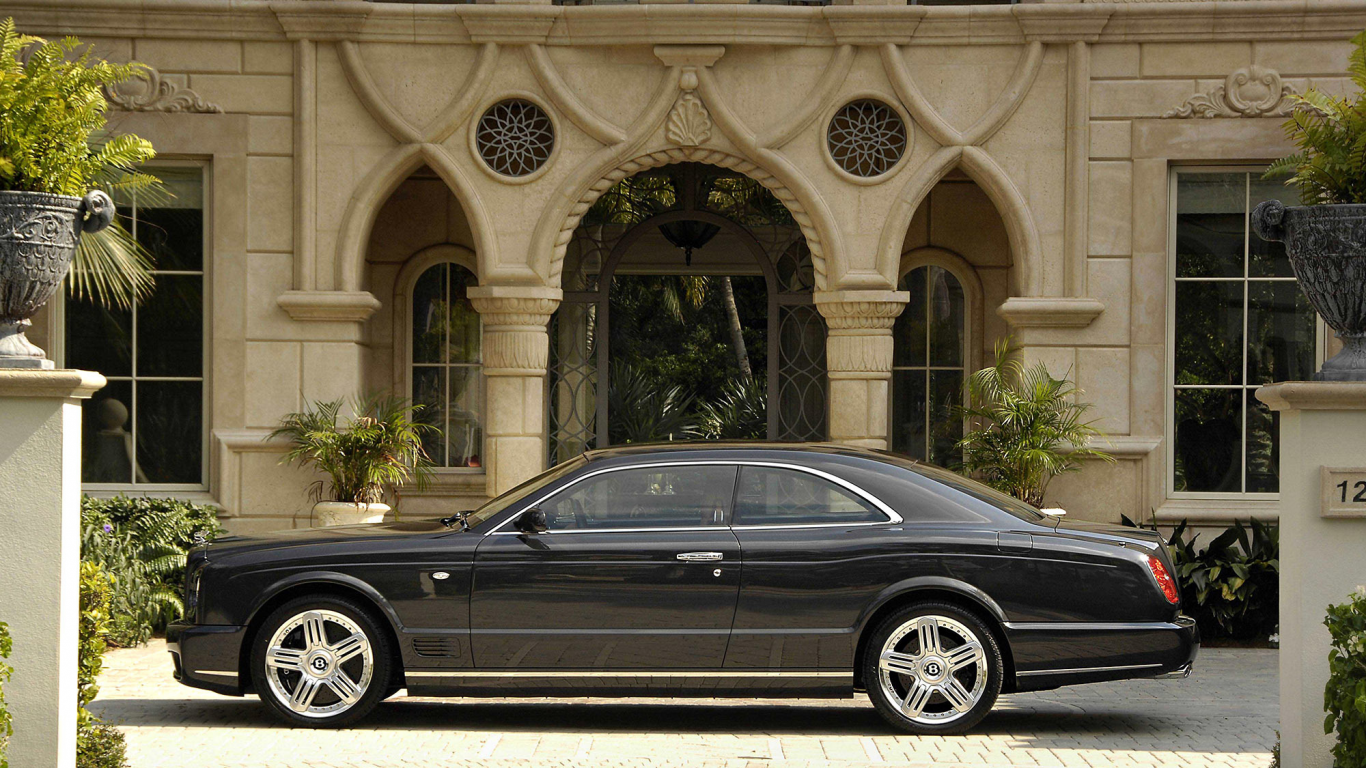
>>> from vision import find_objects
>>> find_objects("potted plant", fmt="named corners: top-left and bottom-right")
top-left (270, 395), bottom-right (435, 526)
top-left (1254, 30), bottom-right (1366, 381)
top-left (0, 20), bottom-right (159, 368)
top-left (954, 338), bottom-right (1113, 509)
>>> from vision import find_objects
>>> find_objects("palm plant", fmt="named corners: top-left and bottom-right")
top-left (954, 339), bottom-right (1113, 507)
top-left (270, 395), bottom-right (435, 504)
top-left (0, 19), bottom-right (159, 308)
top-left (607, 360), bottom-right (698, 444)
top-left (1264, 30), bottom-right (1366, 205)
top-left (694, 375), bottom-right (767, 439)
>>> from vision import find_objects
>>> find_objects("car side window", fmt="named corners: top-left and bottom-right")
top-left (539, 465), bottom-right (738, 531)
top-left (733, 466), bottom-right (885, 526)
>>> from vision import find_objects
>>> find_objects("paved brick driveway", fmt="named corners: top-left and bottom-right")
top-left (92, 641), bottom-right (1276, 768)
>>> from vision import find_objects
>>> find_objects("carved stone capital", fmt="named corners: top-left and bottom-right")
top-left (813, 290), bottom-right (908, 330)
top-left (468, 286), bottom-right (561, 374)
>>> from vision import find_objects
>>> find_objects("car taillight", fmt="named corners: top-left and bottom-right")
top-left (1147, 555), bottom-right (1179, 605)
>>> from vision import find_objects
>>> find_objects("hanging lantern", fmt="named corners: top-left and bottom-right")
top-left (658, 219), bottom-right (720, 267)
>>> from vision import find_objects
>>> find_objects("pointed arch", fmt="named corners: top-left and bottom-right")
top-left (334, 142), bottom-right (496, 293)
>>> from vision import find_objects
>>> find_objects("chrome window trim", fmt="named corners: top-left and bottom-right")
top-left (1015, 662), bottom-right (1163, 678)
top-left (485, 459), bottom-right (902, 536)
top-left (405, 670), bottom-right (850, 679)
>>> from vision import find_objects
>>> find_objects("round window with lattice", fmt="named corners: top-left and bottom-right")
top-left (827, 100), bottom-right (908, 178)
top-left (475, 99), bottom-right (555, 178)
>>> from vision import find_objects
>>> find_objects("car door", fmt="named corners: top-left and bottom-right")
top-left (471, 463), bottom-right (742, 669)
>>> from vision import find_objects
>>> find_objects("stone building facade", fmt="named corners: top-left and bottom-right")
top-left (22, 0), bottom-right (1365, 533)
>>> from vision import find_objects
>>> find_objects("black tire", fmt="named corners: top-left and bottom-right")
top-left (250, 594), bottom-right (394, 728)
top-left (862, 601), bottom-right (1003, 735)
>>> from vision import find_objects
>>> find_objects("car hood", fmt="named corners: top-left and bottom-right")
top-left (1048, 519), bottom-right (1163, 550)
top-left (208, 519), bottom-right (454, 558)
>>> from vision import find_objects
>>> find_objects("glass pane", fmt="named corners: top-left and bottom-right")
top-left (412, 366), bottom-right (446, 467)
top-left (135, 168), bottom-right (204, 271)
top-left (411, 264), bottom-right (445, 365)
top-left (542, 466), bottom-right (739, 530)
top-left (1174, 281), bottom-right (1243, 386)
top-left (1246, 390), bottom-right (1279, 493)
top-left (136, 274), bottom-right (202, 377)
top-left (928, 267), bottom-right (965, 368)
top-left (1248, 281), bottom-right (1316, 384)
top-left (733, 466), bottom-right (883, 526)
top-left (82, 380), bottom-right (133, 484)
top-left (446, 367), bottom-right (483, 469)
top-left (1249, 177), bottom-right (1300, 278)
top-left (891, 369), bottom-right (928, 461)
top-left (65, 298), bottom-right (131, 377)
top-left (894, 267), bottom-right (927, 367)
top-left (929, 370), bottom-right (963, 468)
top-left (1173, 388), bottom-right (1242, 493)
top-left (135, 380), bottom-right (202, 484)
top-left (447, 265), bottom-right (480, 365)
top-left (1176, 173), bottom-right (1246, 278)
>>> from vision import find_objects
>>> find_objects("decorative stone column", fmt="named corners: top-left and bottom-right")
top-left (1258, 382), bottom-right (1366, 768)
top-left (0, 369), bottom-right (105, 768)
top-left (467, 285), bottom-right (561, 497)
top-left (814, 289), bottom-right (908, 450)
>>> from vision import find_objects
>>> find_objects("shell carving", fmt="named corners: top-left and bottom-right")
top-left (666, 92), bottom-right (712, 147)
top-left (1164, 65), bottom-right (1296, 119)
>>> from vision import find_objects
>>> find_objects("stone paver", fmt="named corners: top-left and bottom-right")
top-left (91, 641), bottom-right (1276, 768)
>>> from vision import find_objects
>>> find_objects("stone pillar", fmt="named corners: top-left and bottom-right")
top-left (0, 369), bottom-right (105, 768)
top-left (1257, 382), bottom-right (1366, 768)
top-left (467, 285), bottom-right (561, 497)
top-left (814, 290), bottom-right (908, 449)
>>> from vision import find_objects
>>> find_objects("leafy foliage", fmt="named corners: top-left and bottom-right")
top-left (0, 19), bottom-right (159, 308)
top-left (79, 496), bottom-right (221, 646)
top-left (75, 565), bottom-right (128, 768)
top-left (0, 622), bottom-right (10, 768)
top-left (1265, 30), bottom-right (1366, 205)
top-left (954, 339), bottom-right (1113, 507)
top-left (76, 723), bottom-right (127, 768)
top-left (1122, 516), bottom-right (1280, 640)
top-left (271, 394), bottom-right (435, 505)
top-left (1324, 587), bottom-right (1366, 767)
top-left (694, 375), bottom-right (767, 440)
top-left (607, 359), bottom-right (699, 444)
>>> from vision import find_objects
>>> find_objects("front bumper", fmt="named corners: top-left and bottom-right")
top-left (167, 622), bottom-right (248, 696)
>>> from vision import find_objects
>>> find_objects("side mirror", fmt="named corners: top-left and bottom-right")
top-left (514, 507), bottom-right (548, 535)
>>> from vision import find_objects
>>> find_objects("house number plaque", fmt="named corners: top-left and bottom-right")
top-left (1321, 467), bottom-right (1366, 518)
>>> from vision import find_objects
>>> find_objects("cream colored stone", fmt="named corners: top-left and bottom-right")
top-left (1255, 40), bottom-right (1351, 76)
top-left (188, 74), bottom-right (292, 115)
top-left (1090, 80), bottom-right (1198, 119)
top-left (1089, 120), bottom-right (1131, 160)
top-left (247, 156), bottom-right (294, 252)
top-left (1129, 343), bottom-right (1165, 436)
top-left (1090, 43), bottom-right (1139, 79)
top-left (1088, 161), bottom-right (1132, 257)
top-left (248, 115), bottom-right (293, 156)
top-left (245, 341), bottom-right (301, 428)
top-left (244, 41), bottom-right (293, 75)
top-left (302, 342), bottom-right (363, 405)
top-left (1077, 347), bottom-right (1130, 435)
top-left (1140, 42), bottom-right (1251, 78)
top-left (135, 38), bottom-right (241, 73)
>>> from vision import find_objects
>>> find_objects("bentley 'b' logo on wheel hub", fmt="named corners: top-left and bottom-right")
top-left (311, 657), bottom-right (328, 672)
top-left (924, 661), bottom-right (942, 677)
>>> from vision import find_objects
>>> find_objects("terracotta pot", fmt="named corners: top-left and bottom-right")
top-left (0, 189), bottom-right (114, 367)
top-left (313, 501), bottom-right (390, 527)
top-left (1253, 199), bottom-right (1366, 381)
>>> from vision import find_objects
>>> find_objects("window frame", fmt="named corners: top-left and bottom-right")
top-left (486, 460), bottom-right (902, 535)
top-left (58, 159), bottom-right (212, 494)
top-left (1165, 165), bottom-right (1326, 500)
top-left (393, 244), bottom-right (485, 474)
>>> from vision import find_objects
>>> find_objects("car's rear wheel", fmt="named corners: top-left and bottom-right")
top-left (250, 595), bottom-right (393, 728)
top-left (863, 601), bottom-right (1002, 734)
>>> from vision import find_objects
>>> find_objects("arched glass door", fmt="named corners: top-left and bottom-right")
top-left (891, 265), bottom-right (967, 465)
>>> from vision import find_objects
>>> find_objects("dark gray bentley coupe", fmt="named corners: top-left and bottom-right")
top-left (168, 443), bottom-right (1197, 732)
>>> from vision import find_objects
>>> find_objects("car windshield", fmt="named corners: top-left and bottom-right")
top-left (872, 451), bottom-right (1048, 523)
top-left (462, 456), bottom-right (588, 529)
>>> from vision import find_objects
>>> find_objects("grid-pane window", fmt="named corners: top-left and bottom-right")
top-left (1171, 170), bottom-right (1316, 494)
top-left (891, 265), bottom-right (966, 466)
top-left (411, 262), bottom-right (483, 468)
top-left (66, 167), bottom-right (206, 486)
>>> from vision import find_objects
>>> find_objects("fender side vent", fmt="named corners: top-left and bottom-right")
top-left (412, 636), bottom-right (457, 658)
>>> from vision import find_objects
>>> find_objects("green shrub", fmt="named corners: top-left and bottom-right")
top-left (1325, 587), bottom-right (1366, 767)
top-left (77, 563), bottom-right (128, 768)
top-left (79, 496), bottom-right (220, 646)
top-left (0, 622), bottom-right (11, 768)
top-left (76, 723), bottom-right (127, 768)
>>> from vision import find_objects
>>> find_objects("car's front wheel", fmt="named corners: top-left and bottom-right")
top-left (863, 601), bottom-right (1003, 734)
top-left (250, 595), bottom-right (393, 727)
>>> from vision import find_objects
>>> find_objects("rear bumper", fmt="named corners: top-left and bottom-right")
top-left (167, 622), bottom-right (247, 696)
top-left (1005, 614), bottom-right (1200, 691)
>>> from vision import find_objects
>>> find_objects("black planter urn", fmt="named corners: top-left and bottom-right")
top-left (1253, 199), bottom-right (1366, 382)
top-left (0, 189), bottom-right (114, 369)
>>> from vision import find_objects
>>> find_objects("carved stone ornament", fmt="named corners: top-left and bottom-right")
top-left (1253, 200), bottom-right (1366, 381)
top-left (103, 66), bottom-right (223, 114)
top-left (1164, 65), bottom-right (1297, 119)
top-left (666, 92), bottom-right (712, 147)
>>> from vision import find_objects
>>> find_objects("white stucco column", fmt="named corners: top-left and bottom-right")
top-left (467, 285), bottom-right (561, 497)
top-left (814, 290), bottom-right (908, 450)
top-left (0, 369), bottom-right (105, 768)
top-left (1257, 382), bottom-right (1366, 768)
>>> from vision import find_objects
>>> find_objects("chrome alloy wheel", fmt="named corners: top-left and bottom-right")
top-left (877, 615), bottom-right (988, 724)
top-left (263, 610), bottom-right (374, 718)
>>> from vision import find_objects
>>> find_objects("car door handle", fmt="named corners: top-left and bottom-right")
top-left (676, 552), bottom-right (724, 562)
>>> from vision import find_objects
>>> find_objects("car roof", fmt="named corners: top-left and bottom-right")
top-left (580, 441), bottom-right (893, 463)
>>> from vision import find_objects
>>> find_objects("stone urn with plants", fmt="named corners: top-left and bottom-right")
top-left (0, 19), bottom-right (160, 368)
top-left (1254, 31), bottom-right (1366, 381)
top-left (270, 395), bottom-right (434, 527)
